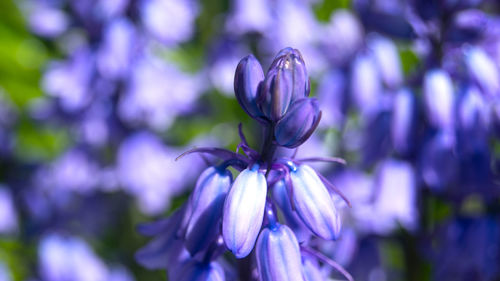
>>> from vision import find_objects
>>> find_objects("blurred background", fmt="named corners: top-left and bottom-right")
top-left (0, 0), bottom-right (500, 280)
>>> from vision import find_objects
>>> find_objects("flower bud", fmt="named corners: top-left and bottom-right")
top-left (222, 164), bottom-right (267, 258)
top-left (256, 224), bottom-right (304, 281)
top-left (289, 164), bottom-right (341, 240)
top-left (275, 98), bottom-right (321, 148)
top-left (272, 47), bottom-right (309, 99)
top-left (185, 167), bottom-right (233, 255)
top-left (234, 54), bottom-right (265, 119)
top-left (260, 48), bottom-right (309, 121)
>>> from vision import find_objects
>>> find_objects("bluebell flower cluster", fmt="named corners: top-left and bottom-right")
top-left (137, 47), bottom-right (352, 281)
top-left (1, 0), bottom-right (500, 280)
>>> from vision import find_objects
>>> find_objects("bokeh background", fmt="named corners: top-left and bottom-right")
top-left (1, 0), bottom-right (500, 280)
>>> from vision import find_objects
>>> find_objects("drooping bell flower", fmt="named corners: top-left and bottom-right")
top-left (423, 69), bottom-right (455, 130)
top-left (371, 160), bottom-right (418, 234)
top-left (260, 48), bottom-right (309, 121)
top-left (234, 54), bottom-right (265, 119)
top-left (466, 47), bottom-right (499, 98)
top-left (274, 98), bottom-right (321, 148)
top-left (222, 164), bottom-right (267, 258)
top-left (289, 163), bottom-right (341, 240)
top-left (420, 130), bottom-right (458, 190)
top-left (350, 54), bottom-right (382, 117)
top-left (255, 224), bottom-right (304, 281)
top-left (368, 35), bottom-right (403, 89)
top-left (458, 85), bottom-right (490, 132)
top-left (391, 88), bottom-right (416, 155)
top-left (185, 166), bottom-right (233, 255)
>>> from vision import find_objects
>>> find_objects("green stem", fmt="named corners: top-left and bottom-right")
top-left (260, 123), bottom-right (277, 176)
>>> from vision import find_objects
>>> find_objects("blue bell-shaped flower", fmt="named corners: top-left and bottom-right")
top-left (185, 166), bottom-right (233, 255)
top-left (222, 164), bottom-right (267, 258)
top-left (289, 164), bottom-right (341, 240)
top-left (423, 69), bottom-right (455, 130)
top-left (255, 223), bottom-right (304, 281)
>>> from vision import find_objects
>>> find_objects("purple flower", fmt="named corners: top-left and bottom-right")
top-left (185, 166), bottom-right (232, 255)
top-left (255, 224), bottom-right (304, 281)
top-left (351, 54), bottom-right (382, 117)
top-left (371, 160), bottom-right (417, 234)
top-left (260, 48), bottom-right (309, 121)
top-left (423, 69), bottom-right (455, 130)
top-left (322, 10), bottom-right (364, 65)
top-left (420, 131), bottom-right (458, 190)
top-left (368, 35), bottom-right (402, 89)
top-left (45, 149), bottom-right (99, 194)
top-left (391, 88), bottom-right (416, 155)
top-left (316, 69), bottom-right (347, 129)
top-left (465, 47), bottom-right (500, 97)
top-left (27, 4), bottom-right (69, 38)
top-left (39, 234), bottom-right (109, 281)
top-left (42, 48), bottom-right (94, 112)
top-left (222, 164), bottom-right (267, 258)
top-left (264, 1), bottom-right (321, 74)
top-left (117, 132), bottom-right (203, 214)
top-left (226, 0), bottom-right (273, 34)
top-left (458, 85), bottom-right (490, 131)
top-left (140, 0), bottom-right (198, 46)
top-left (97, 18), bottom-right (136, 80)
top-left (0, 186), bottom-right (18, 234)
top-left (108, 266), bottom-right (135, 281)
top-left (234, 54), bottom-right (265, 119)
top-left (289, 164), bottom-right (341, 240)
top-left (96, 0), bottom-right (130, 20)
top-left (274, 98), bottom-right (321, 148)
top-left (119, 57), bottom-right (201, 129)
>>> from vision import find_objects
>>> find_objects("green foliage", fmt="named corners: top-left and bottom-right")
top-left (15, 120), bottom-right (70, 162)
top-left (314, 0), bottom-right (351, 22)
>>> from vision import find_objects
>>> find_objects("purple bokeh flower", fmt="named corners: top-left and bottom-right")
top-left (0, 186), bottom-right (18, 234)
top-left (140, 0), bottom-right (198, 46)
top-left (117, 132), bottom-right (203, 214)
